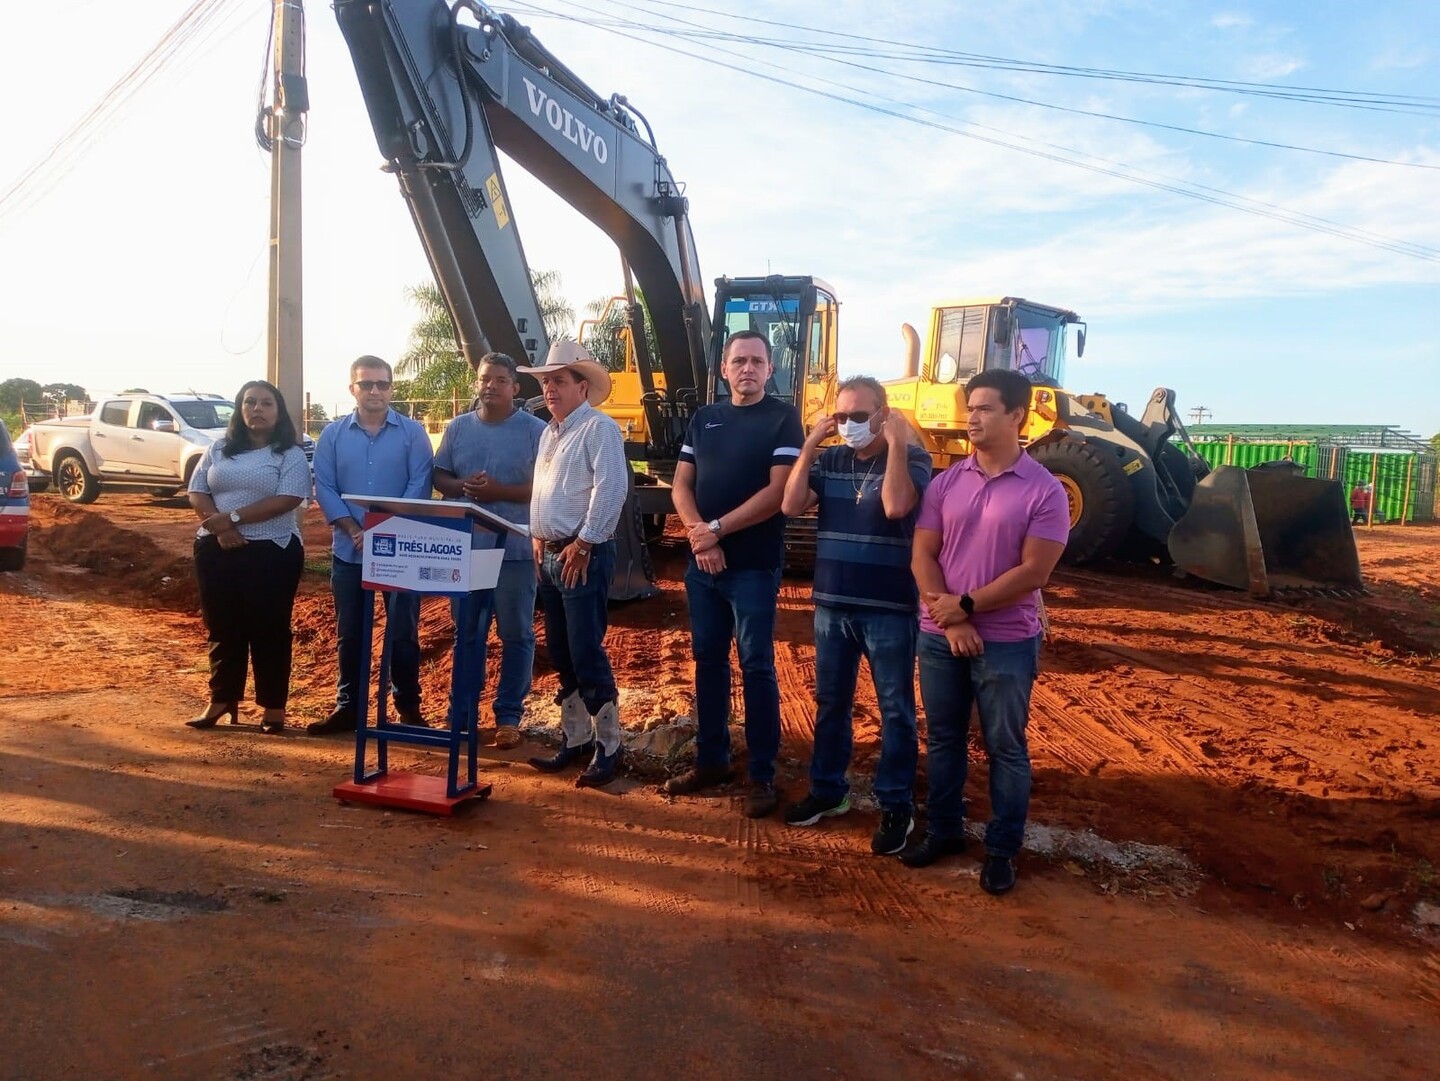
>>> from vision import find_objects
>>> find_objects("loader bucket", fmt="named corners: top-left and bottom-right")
top-left (610, 470), bottom-right (659, 602)
top-left (1167, 465), bottom-right (1363, 595)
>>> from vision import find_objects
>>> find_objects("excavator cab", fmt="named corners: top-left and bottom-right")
top-left (709, 275), bottom-right (839, 424)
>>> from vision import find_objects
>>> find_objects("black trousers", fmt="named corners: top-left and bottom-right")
top-left (194, 534), bottom-right (304, 708)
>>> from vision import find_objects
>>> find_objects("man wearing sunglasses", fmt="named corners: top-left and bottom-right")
top-left (780, 376), bottom-right (932, 855)
top-left (310, 355), bottom-right (436, 735)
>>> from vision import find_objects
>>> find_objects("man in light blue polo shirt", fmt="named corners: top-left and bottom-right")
top-left (309, 355), bottom-right (435, 734)
top-left (433, 352), bottom-right (545, 749)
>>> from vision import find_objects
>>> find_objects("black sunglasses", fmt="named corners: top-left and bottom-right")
top-left (354, 379), bottom-right (392, 392)
top-left (832, 410), bottom-right (874, 423)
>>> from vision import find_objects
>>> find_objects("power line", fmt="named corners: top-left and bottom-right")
top-left (630, 0), bottom-right (1440, 115)
top-left (510, 1), bottom-right (1440, 261)
top-left (0, 0), bottom-right (251, 227)
top-left (588, 15), bottom-right (1440, 171)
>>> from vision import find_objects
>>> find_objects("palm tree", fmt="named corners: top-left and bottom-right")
top-left (394, 272), bottom-right (577, 417)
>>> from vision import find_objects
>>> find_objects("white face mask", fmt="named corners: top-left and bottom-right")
top-left (838, 419), bottom-right (877, 450)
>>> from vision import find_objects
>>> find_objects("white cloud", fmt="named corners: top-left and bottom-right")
top-left (1241, 53), bottom-right (1305, 79)
top-left (1211, 14), bottom-right (1253, 31)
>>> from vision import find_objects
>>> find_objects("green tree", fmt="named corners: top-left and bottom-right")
top-left (1430, 431), bottom-right (1439, 457)
top-left (42, 382), bottom-right (87, 404)
top-left (396, 272), bottom-right (577, 416)
top-left (0, 377), bottom-right (43, 413)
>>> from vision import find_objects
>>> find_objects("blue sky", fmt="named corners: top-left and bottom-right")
top-left (1, 0), bottom-right (1436, 436)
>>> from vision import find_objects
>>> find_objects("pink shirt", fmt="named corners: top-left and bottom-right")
top-left (915, 451), bottom-right (1070, 642)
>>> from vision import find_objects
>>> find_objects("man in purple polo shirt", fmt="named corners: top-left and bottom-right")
top-left (901, 368), bottom-right (1069, 895)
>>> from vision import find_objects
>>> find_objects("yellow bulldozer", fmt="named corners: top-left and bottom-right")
top-left (593, 288), bottom-right (1361, 596)
top-left (883, 297), bottom-right (1363, 595)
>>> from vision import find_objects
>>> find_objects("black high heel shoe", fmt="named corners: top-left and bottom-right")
top-left (259, 709), bottom-right (286, 735)
top-left (186, 702), bottom-right (238, 729)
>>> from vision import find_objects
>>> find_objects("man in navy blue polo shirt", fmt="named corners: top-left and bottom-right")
top-left (780, 376), bottom-right (931, 854)
top-left (665, 330), bottom-right (804, 818)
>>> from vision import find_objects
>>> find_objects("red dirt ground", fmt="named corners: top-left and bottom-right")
top-left (2, 494), bottom-right (1437, 1080)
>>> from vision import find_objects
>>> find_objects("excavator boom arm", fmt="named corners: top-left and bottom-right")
top-left (334, 0), bottom-right (709, 397)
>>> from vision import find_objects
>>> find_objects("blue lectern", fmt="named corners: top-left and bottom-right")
top-left (331, 494), bottom-right (527, 815)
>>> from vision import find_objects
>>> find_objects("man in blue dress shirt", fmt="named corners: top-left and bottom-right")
top-left (309, 356), bottom-right (435, 734)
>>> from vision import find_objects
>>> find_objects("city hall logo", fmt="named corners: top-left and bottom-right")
top-left (371, 533), bottom-right (397, 558)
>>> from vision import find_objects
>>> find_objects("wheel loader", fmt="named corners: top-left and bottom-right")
top-left (881, 297), bottom-right (1363, 596)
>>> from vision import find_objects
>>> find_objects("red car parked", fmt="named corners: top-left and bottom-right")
top-left (0, 418), bottom-right (30, 570)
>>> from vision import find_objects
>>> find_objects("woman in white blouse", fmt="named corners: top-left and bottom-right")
top-left (186, 380), bottom-right (310, 734)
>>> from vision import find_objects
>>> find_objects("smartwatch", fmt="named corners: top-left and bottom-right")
top-left (228, 510), bottom-right (242, 526)
top-left (959, 593), bottom-right (975, 617)
top-left (708, 518), bottom-right (723, 536)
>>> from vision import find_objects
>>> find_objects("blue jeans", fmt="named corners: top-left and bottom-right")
top-left (916, 632), bottom-right (1041, 858)
top-left (448, 558), bottom-right (538, 729)
top-left (685, 564), bottom-right (782, 785)
top-left (536, 540), bottom-right (616, 716)
top-left (811, 605), bottom-right (919, 814)
top-left (331, 557), bottom-right (421, 713)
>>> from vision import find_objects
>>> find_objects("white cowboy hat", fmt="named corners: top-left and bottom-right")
top-left (517, 340), bottom-right (612, 406)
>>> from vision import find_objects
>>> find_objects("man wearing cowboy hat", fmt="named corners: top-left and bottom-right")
top-left (519, 340), bottom-right (631, 787)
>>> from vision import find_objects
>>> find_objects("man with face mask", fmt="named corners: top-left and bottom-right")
top-left (780, 376), bottom-right (933, 854)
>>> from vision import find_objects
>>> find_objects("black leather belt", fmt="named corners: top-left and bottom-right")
top-left (542, 535), bottom-right (579, 553)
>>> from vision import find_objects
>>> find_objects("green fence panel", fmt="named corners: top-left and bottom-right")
top-left (1339, 451), bottom-right (1437, 523)
top-left (1192, 440), bottom-right (1318, 475)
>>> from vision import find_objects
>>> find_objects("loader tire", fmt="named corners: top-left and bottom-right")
top-left (1029, 438), bottom-right (1134, 564)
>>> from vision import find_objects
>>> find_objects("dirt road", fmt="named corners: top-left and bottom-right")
top-left (2, 494), bottom-right (1437, 1080)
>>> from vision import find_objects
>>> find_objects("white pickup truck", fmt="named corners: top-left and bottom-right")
top-left (27, 392), bottom-right (313, 504)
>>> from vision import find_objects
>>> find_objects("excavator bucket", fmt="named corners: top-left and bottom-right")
top-left (1167, 465), bottom-right (1363, 595)
top-left (610, 469), bottom-right (659, 602)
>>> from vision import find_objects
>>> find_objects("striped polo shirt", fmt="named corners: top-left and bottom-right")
top-left (809, 443), bottom-right (933, 611)
top-left (529, 401), bottom-right (629, 544)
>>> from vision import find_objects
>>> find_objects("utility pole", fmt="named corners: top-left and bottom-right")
top-left (1188, 406), bottom-right (1212, 426)
top-left (266, 0), bottom-right (308, 424)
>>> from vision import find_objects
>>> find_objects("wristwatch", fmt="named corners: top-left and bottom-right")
top-left (959, 593), bottom-right (975, 617)
top-left (228, 510), bottom-right (242, 526)
top-left (575, 540), bottom-right (592, 556)
top-left (708, 518), bottom-right (723, 536)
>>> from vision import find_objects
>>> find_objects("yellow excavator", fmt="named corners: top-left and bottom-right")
top-left (883, 297), bottom-right (1363, 595)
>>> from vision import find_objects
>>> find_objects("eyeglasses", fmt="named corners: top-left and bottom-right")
top-left (832, 411), bottom-right (873, 424)
top-left (353, 380), bottom-right (392, 392)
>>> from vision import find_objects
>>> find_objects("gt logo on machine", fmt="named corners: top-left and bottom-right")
top-left (371, 533), bottom-right (397, 558)
top-left (522, 77), bottom-right (609, 165)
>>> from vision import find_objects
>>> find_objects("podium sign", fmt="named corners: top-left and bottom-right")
top-left (361, 511), bottom-right (505, 593)
top-left (343, 494), bottom-right (526, 596)
top-left (334, 494), bottom-right (531, 813)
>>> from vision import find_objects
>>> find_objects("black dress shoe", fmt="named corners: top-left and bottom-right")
top-left (306, 708), bottom-right (356, 736)
top-left (898, 833), bottom-right (968, 868)
top-left (395, 705), bottom-right (428, 728)
top-left (980, 855), bottom-right (1017, 896)
top-left (529, 741), bottom-right (595, 773)
top-left (661, 764), bottom-right (733, 796)
top-left (576, 745), bottom-right (622, 788)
